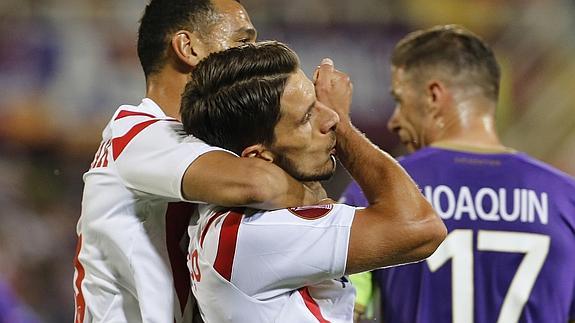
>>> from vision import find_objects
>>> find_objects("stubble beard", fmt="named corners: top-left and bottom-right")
top-left (273, 153), bottom-right (337, 182)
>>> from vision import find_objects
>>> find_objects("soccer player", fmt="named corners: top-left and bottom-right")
top-left (73, 1), bottom-right (325, 322)
top-left (341, 25), bottom-right (575, 323)
top-left (180, 41), bottom-right (447, 322)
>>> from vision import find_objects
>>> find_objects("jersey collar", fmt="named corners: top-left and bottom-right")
top-left (141, 98), bottom-right (168, 118)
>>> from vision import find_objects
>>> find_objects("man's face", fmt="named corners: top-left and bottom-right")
top-left (202, 0), bottom-right (257, 55)
top-left (269, 69), bottom-right (339, 182)
top-left (387, 67), bottom-right (432, 153)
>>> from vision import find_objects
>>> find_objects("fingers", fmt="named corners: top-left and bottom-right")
top-left (313, 57), bottom-right (353, 119)
top-left (314, 57), bottom-right (335, 84)
top-left (321, 58), bottom-right (333, 66)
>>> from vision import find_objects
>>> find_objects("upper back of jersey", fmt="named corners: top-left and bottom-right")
top-left (188, 204), bottom-right (357, 323)
top-left (342, 146), bottom-right (575, 323)
top-left (75, 98), bottom-right (221, 323)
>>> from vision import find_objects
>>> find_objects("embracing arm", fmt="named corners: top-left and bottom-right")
top-left (182, 151), bottom-right (321, 210)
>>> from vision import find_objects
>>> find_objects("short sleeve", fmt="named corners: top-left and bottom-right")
top-left (232, 203), bottom-right (356, 299)
top-left (113, 119), bottom-right (228, 200)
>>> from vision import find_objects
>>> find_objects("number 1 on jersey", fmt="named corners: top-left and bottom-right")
top-left (427, 229), bottom-right (550, 323)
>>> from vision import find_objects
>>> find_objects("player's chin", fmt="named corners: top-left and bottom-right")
top-left (319, 157), bottom-right (337, 180)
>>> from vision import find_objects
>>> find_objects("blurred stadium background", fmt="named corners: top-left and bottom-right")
top-left (1, 0), bottom-right (574, 321)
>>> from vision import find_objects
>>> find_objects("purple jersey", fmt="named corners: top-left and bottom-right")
top-left (341, 147), bottom-right (575, 323)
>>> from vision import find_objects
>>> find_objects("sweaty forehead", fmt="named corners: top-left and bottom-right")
top-left (281, 69), bottom-right (314, 108)
top-left (212, 0), bottom-right (252, 27)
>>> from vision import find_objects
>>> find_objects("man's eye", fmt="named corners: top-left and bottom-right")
top-left (238, 38), bottom-right (250, 44)
top-left (303, 111), bottom-right (312, 123)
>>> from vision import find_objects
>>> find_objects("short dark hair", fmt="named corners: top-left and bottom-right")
top-left (137, 0), bottom-right (217, 77)
top-left (392, 25), bottom-right (501, 101)
top-left (180, 41), bottom-right (299, 155)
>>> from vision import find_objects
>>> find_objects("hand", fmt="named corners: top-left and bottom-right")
top-left (353, 303), bottom-right (367, 323)
top-left (314, 58), bottom-right (353, 120)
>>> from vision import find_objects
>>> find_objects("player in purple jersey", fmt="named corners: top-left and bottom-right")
top-left (341, 25), bottom-right (575, 323)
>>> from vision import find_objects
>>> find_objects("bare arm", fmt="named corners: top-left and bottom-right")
top-left (338, 120), bottom-right (445, 273)
top-left (182, 151), bottom-right (322, 209)
top-left (314, 59), bottom-right (447, 274)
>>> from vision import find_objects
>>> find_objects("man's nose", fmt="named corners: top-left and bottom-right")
top-left (319, 104), bottom-right (340, 134)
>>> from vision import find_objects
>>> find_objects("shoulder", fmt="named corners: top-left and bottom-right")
top-left (512, 153), bottom-right (575, 188)
top-left (109, 100), bottom-right (202, 161)
top-left (515, 154), bottom-right (575, 179)
top-left (110, 100), bottom-right (177, 130)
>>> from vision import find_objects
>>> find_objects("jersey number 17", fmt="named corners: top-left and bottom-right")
top-left (427, 229), bottom-right (550, 323)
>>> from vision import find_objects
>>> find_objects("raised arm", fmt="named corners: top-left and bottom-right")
top-left (182, 151), bottom-right (322, 209)
top-left (314, 59), bottom-right (447, 274)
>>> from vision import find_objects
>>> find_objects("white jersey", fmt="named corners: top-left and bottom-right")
top-left (74, 98), bottom-right (223, 323)
top-left (188, 204), bottom-right (357, 322)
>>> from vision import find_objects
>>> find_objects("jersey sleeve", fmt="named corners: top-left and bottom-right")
top-left (232, 203), bottom-right (356, 299)
top-left (111, 117), bottom-right (228, 200)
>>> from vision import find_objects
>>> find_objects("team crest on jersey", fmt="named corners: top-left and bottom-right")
top-left (288, 204), bottom-right (333, 220)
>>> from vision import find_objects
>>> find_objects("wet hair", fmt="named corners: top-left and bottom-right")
top-left (137, 0), bottom-right (218, 77)
top-left (392, 25), bottom-right (501, 101)
top-left (180, 41), bottom-right (300, 155)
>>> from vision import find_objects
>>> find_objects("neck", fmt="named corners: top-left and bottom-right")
top-left (145, 68), bottom-right (190, 121)
top-left (432, 99), bottom-right (506, 151)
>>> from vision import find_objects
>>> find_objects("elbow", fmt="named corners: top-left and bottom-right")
top-left (411, 208), bottom-right (447, 261)
top-left (419, 211), bottom-right (448, 259)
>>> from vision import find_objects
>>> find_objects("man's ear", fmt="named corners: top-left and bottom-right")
top-left (170, 30), bottom-right (208, 70)
top-left (425, 80), bottom-right (447, 117)
top-left (241, 144), bottom-right (275, 162)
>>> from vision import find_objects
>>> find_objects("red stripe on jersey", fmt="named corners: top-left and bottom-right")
top-left (299, 287), bottom-right (331, 323)
top-left (200, 211), bottom-right (227, 248)
top-left (166, 202), bottom-right (195, 316)
top-left (101, 141), bottom-right (111, 167)
top-left (111, 119), bottom-right (159, 160)
top-left (115, 110), bottom-right (156, 120)
top-left (90, 141), bottom-right (106, 169)
top-left (213, 209), bottom-right (244, 281)
top-left (73, 235), bottom-right (86, 323)
top-left (96, 140), bottom-right (111, 168)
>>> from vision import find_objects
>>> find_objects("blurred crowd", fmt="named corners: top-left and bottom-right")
top-left (0, 0), bottom-right (574, 321)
